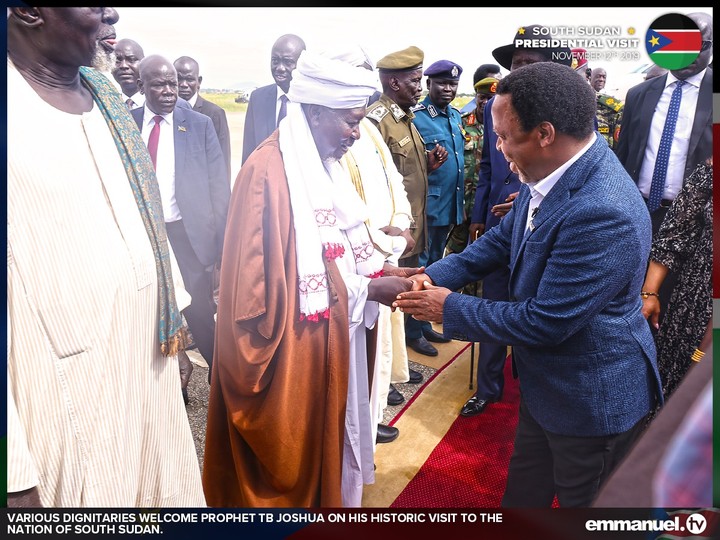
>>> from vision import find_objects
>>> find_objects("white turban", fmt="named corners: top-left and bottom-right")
top-left (286, 49), bottom-right (378, 109)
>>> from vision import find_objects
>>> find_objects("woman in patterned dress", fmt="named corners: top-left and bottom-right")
top-left (641, 157), bottom-right (713, 400)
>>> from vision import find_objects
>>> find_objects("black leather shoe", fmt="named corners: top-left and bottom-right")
top-left (460, 395), bottom-right (494, 417)
top-left (408, 368), bottom-right (424, 384)
top-left (376, 423), bottom-right (399, 444)
top-left (387, 384), bottom-right (405, 406)
top-left (406, 336), bottom-right (438, 357)
top-left (423, 327), bottom-right (450, 343)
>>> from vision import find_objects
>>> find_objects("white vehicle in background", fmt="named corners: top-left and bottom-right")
top-left (607, 63), bottom-right (658, 101)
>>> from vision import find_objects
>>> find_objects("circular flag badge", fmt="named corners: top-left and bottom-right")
top-left (646, 13), bottom-right (702, 70)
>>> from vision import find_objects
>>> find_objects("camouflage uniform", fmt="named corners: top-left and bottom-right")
top-left (444, 108), bottom-right (484, 296)
top-left (445, 109), bottom-right (483, 254)
top-left (596, 93), bottom-right (623, 152)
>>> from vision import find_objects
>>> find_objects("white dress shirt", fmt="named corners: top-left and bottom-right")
top-left (525, 134), bottom-right (597, 232)
top-left (637, 69), bottom-right (704, 201)
top-left (141, 107), bottom-right (180, 222)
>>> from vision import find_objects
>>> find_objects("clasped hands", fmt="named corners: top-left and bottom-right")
top-left (391, 272), bottom-right (451, 323)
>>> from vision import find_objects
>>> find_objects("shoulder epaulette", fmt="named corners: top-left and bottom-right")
top-left (366, 104), bottom-right (389, 123)
top-left (598, 94), bottom-right (624, 112)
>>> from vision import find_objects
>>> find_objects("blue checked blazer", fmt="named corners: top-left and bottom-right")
top-left (426, 135), bottom-right (662, 437)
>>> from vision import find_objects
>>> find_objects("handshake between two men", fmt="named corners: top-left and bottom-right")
top-left (366, 262), bottom-right (449, 326)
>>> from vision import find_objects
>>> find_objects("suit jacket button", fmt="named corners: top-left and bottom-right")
top-left (504, 178), bottom-right (510, 184)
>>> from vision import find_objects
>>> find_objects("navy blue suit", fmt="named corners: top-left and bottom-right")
top-left (467, 95), bottom-right (520, 401)
top-left (241, 83), bottom-right (279, 165)
top-left (132, 105), bottom-right (230, 371)
top-left (430, 136), bottom-right (662, 437)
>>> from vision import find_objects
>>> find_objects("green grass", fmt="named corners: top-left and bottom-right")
top-left (200, 92), bottom-right (247, 113)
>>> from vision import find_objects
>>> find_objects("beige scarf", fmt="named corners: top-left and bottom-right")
top-left (279, 102), bottom-right (385, 321)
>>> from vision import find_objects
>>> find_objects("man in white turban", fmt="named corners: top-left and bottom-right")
top-left (204, 50), bottom-right (417, 507)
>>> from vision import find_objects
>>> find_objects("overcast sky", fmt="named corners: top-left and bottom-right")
top-left (113, 6), bottom-right (712, 96)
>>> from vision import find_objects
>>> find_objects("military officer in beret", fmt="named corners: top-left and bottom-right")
top-left (590, 67), bottom-right (623, 152)
top-left (446, 77), bottom-right (498, 257)
top-left (367, 46), bottom-right (449, 359)
top-left (409, 59), bottom-right (465, 351)
top-left (366, 45), bottom-right (448, 367)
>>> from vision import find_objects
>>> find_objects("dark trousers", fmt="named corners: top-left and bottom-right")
top-left (166, 220), bottom-right (217, 377)
top-left (474, 267), bottom-right (509, 401)
top-left (502, 398), bottom-right (647, 508)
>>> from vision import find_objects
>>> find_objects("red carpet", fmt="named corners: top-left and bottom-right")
top-left (391, 355), bottom-right (519, 508)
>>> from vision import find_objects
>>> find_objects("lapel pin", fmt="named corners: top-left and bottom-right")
top-left (178, 126), bottom-right (187, 132)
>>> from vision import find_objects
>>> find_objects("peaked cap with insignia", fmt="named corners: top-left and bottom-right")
top-left (376, 45), bottom-right (424, 72)
top-left (424, 59), bottom-right (463, 80)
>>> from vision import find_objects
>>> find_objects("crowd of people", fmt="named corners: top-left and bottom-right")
top-left (7, 6), bottom-right (712, 510)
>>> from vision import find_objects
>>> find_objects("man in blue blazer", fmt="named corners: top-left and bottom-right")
top-left (394, 63), bottom-right (662, 507)
top-left (133, 55), bottom-right (230, 378)
top-left (241, 34), bottom-right (306, 165)
top-left (463, 25), bottom-right (572, 418)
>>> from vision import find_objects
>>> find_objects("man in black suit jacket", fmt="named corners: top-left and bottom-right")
top-left (616, 11), bottom-right (712, 323)
top-left (616, 11), bottom-right (712, 234)
top-left (241, 33), bottom-right (305, 165)
top-left (174, 56), bottom-right (232, 180)
top-left (134, 55), bottom-right (230, 376)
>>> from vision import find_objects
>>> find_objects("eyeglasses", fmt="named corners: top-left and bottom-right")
top-left (700, 40), bottom-right (712, 52)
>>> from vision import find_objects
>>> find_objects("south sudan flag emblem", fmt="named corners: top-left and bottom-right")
top-left (646, 13), bottom-right (702, 70)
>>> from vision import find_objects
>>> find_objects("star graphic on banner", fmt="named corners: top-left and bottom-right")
top-left (518, 27), bottom-right (525, 35)
top-left (649, 35), bottom-right (660, 47)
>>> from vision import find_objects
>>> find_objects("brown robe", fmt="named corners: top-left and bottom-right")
top-left (203, 132), bottom-right (350, 507)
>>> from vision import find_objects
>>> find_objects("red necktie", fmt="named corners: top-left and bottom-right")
top-left (147, 115), bottom-right (162, 170)
top-left (277, 95), bottom-right (288, 127)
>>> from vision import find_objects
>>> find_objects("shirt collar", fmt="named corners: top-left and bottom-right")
top-left (143, 106), bottom-right (173, 128)
top-left (187, 92), bottom-right (199, 107)
top-left (527, 133), bottom-right (597, 198)
top-left (665, 68), bottom-right (706, 89)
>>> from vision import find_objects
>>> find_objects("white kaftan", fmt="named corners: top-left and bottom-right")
top-left (7, 59), bottom-right (205, 507)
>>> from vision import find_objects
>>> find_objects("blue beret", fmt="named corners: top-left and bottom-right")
top-left (424, 60), bottom-right (463, 80)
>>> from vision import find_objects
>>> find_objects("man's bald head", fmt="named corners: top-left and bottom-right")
top-left (138, 55), bottom-right (178, 115)
top-left (270, 34), bottom-right (306, 93)
top-left (112, 38), bottom-right (145, 96)
top-left (174, 55), bottom-right (202, 101)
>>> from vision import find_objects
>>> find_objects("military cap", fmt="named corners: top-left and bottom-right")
top-left (424, 59), bottom-right (463, 80)
top-left (492, 24), bottom-right (572, 70)
top-left (474, 76), bottom-right (499, 95)
top-left (376, 45), bottom-right (424, 72)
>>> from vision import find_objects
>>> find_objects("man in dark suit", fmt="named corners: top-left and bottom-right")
top-left (174, 56), bottom-right (232, 181)
top-left (133, 55), bottom-right (230, 377)
top-left (394, 62), bottom-right (661, 508)
top-left (616, 11), bottom-right (712, 321)
top-left (111, 38), bottom-right (145, 109)
top-left (241, 33), bottom-right (306, 165)
top-left (462, 25), bottom-right (572, 418)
